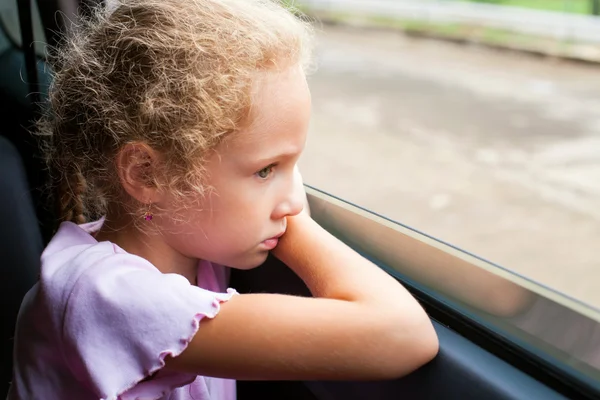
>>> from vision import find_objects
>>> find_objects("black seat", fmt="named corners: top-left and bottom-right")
top-left (0, 136), bottom-right (42, 398)
top-left (0, 1), bottom-right (84, 396)
top-left (0, 0), bottom-right (56, 244)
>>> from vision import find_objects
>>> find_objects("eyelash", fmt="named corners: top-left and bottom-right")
top-left (255, 164), bottom-right (276, 180)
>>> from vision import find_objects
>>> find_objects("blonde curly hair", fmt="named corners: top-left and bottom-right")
top-left (39, 0), bottom-right (314, 225)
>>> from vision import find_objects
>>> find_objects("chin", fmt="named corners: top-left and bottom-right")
top-left (226, 251), bottom-right (269, 270)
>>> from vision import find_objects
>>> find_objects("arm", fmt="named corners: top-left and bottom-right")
top-left (164, 213), bottom-right (438, 380)
top-left (308, 194), bottom-right (534, 317)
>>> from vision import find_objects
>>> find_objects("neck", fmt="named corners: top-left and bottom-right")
top-left (94, 214), bottom-right (198, 285)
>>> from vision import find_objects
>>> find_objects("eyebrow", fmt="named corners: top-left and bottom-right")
top-left (249, 148), bottom-right (303, 167)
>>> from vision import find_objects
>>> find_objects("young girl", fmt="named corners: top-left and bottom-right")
top-left (9, 1), bottom-right (438, 399)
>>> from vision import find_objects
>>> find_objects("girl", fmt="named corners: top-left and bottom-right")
top-left (9, 1), bottom-right (438, 399)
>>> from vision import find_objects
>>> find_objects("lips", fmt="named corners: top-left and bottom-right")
top-left (261, 230), bottom-right (285, 250)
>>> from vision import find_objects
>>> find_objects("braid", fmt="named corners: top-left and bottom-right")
top-left (57, 168), bottom-right (87, 224)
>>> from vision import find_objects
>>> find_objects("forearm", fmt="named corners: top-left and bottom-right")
top-left (312, 205), bottom-right (534, 317)
top-left (274, 215), bottom-right (419, 309)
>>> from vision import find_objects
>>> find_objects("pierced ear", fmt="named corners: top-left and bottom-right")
top-left (116, 142), bottom-right (162, 204)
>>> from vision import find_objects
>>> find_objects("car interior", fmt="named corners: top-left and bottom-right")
top-left (1, 0), bottom-right (599, 399)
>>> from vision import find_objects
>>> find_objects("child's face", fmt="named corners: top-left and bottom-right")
top-left (161, 66), bottom-right (311, 269)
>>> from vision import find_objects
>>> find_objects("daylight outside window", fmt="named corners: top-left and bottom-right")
top-left (295, 0), bottom-right (600, 391)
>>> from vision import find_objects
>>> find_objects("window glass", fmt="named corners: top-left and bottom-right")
top-left (298, 1), bottom-right (600, 312)
top-left (298, 1), bottom-right (600, 390)
top-left (306, 186), bottom-right (600, 392)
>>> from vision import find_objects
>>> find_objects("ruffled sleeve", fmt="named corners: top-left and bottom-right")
top-left (59, 250), bottom-right (237, 400)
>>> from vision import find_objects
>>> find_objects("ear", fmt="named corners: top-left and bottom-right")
top-left (115, 142), bottom-right (164, 205)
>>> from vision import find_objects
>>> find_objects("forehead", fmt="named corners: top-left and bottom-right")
top-left (222, 67), bottom-right (311, 159)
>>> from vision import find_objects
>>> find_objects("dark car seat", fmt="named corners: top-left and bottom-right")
top-left (0, 0), bottom-right (61, 396)
top-left (0, 136), bottom-right (43, 397)
top-left (0, 0), bottom-right (56, 244)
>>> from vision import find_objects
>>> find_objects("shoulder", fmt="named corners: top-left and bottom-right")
top-left (39, 221), bottom-right (160, 304)
top-left (14, 221), bottom-right (237, 399)
top-left (39, 221), bottom-right (235, 313)
top-left (41, 220), bottom-right (154, 272)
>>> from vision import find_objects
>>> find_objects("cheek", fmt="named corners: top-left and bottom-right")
top-left (210, 189), bottom-right (268, 233)
top-left (185, 207), bottom-right (254, 251)
top-left (164, 210), bottom-right (269, 269)
top-left (171, 187), bottom-right (270, 254)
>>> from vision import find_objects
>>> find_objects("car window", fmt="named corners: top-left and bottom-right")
top-left (298, 2), bottom-right (600, 314)
top-left (306, 186), bottom-right (600, 393)
top-left (297, 0), bottom-right (600, 393)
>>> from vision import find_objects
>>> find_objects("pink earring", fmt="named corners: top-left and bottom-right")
top-left (143, 203), bottom-right (153, 221)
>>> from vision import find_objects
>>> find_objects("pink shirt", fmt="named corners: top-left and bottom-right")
top-left (8, 220), bottom-right (237, 400)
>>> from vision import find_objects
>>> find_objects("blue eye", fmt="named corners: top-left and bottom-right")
top-left (256, 164), bottom-right (275, 179)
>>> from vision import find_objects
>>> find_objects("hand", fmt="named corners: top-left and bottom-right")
top-left (272, 212), bottom-right (315, 263)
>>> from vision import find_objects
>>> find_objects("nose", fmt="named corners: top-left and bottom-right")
top-left (287, 184), bottom-right (306, 217)
top-left (272, 167), bottom-right (306, 219)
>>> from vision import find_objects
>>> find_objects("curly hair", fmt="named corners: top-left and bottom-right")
top-left (38, 0), bottom-right (314, 225)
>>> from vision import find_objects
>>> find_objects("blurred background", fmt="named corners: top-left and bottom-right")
top-left (294, 0), bottom-right (600, 308)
